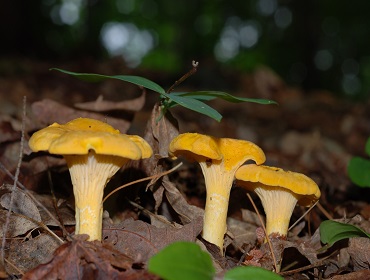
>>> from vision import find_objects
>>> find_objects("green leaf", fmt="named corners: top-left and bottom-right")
top-left (148, 242), bottom-right (215, 280)
top-left (348, 157), bottom-right (370, 187)
top-left (172, 91), bottom-right (278, 105)
top-left (224, 266), bottom-right (283, 280)
top-left (50, 68), bottom-right (166, 94)
top-left (365, 137), bottom-right (370, 156)
top-left (164, 94), bottom-right (223, 122)
top-left (319, 220), bottom-right (370, 251)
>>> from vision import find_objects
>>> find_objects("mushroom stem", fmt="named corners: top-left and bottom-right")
top-left (254, 186), bottom-right (299, 238)
top-left (65, 151), bottom-right (128, 241)
top-left (199, 162), bottom-right (233, 253)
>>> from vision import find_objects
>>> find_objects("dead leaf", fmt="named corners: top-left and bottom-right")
top-left (0, 209), bottom-right (38, 238)
top-left (21, 235), bottom-right (148, 280)
top-left (347, 237), bottom-right (370, 271)
top-left (162, 176), bottom-right (204, 224)
top-left (103, 216), bottom-right (203, 262)
top-left (329, 270), bottom-right (370, 280)
top-left (31, 99), bottom-right (132, 133)
top-left (6, 233), bottom-right (60, 275)
top-left (74, 93), bottom-right (145, 112)
top-left (1, 187), bottom-right (41, 222)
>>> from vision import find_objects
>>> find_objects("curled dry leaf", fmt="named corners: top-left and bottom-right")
top-left (31, 99), bottom-right (132, 133)
top-left (6, 234), bottom-right (60, 275)
top-left (0, 185), bottom-right (75, 238)
top-left (347, 237), bottom-right (370, 271)
top-left (21, 235), bottom-right (153, 280)
top-left (103, 216), bottom-right (203, 263)
top-left (74, 93), bottom-right (145, 112)
top-left (1, 186), bottom-right (41, 222)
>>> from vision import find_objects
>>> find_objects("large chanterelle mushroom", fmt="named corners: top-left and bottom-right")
top-left (29, 117), bottom-right (152, 241)
top-left (169, 133), bottom-right (265, 253)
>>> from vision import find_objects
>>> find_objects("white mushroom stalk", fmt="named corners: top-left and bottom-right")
top-left (65, 151), bottom-right (129, 241)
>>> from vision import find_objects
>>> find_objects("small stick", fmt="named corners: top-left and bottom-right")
top-left (103, 162), bottom-right (183, 204)
top-left (316, 202), bottom-right (333, 220)
top-left (166, 60), bottom-right (199, 93)
top-left (288, 200), bottom-right (319, 231)
top-left (247, 193), bottom-right (278, 272)
top-left (1, 96), bottom-right (27, 265)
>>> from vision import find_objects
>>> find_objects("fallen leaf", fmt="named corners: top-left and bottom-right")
top-left (162, 176), bottom-right (204, 224)
top-left (1, 186), bottom-right (41, 222)
top-left (347, 237), bottom-right (370, 271)
top-left (6, 234), bottom-right (60, 275)
top-left (31, 99), bottom-right (132, 133)
top-left (74, 93), bottom-right (145, 112)
top-left (21, 235), bottom-right (146, 280)
top-left (0, 209), bottom-right (38, 238)
top-left (103, 216), bottom-right (203, 262)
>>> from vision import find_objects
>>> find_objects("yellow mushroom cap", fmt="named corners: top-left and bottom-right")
top-left (235, 164), bottom-right (320, 207)
top-left (169, 133), bottom-right (266, 168)
top-left (29, 118), bottom-right (153, 159)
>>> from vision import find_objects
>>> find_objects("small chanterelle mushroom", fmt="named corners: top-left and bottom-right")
top-left (169, 133), bottom-right (265, 253)
top-left (28, 118), bottom-right (152, 241)
top-left (235, 164), bottom-right (320, 239)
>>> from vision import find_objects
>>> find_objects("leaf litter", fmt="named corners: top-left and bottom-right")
top-left (0, 61), bottom-right (369, 279)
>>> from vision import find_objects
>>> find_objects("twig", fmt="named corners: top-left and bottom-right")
top-left (48, 170), bottom-right (69, 239)
top-left (126, 198), bottom-right (176, 227)
top-left (103, 162), bottom-right (183, 204)
top-left (316, 202), bottom-right (333, 220)
top-left (166, 60), bottom-right (199, 93)
top-left (288, 200), bottom-right (319, 232)
top-left (4, 258), bottom-right (24, 276)
top-left (0, 163), bottom-right (70, 240)
top-left (1, 96), bottom-right (27, 265)
top-left (246, 193), bottom-right (278, 272)
top-left (11, 212), bottom-right (64, 244)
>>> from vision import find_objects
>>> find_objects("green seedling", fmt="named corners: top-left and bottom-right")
top-left (319, 220), bottom-right (370, 252)
top-left (148, 241), bottom-right (283, 280)
top-left (50, 66), bottom-right (276, 122)
top-left (347, 137), bottom-right (370, 187)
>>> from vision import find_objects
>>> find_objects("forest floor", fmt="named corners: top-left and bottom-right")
top-left (0, 57), bottom-right (370, 279)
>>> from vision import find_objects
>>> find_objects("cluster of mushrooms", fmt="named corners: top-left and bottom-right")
top-left (29, 118), bottom-right (320, 255)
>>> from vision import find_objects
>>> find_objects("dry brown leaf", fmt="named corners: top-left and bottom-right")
top-left (0, 209), bottom-right (38, 238)
top-left (6, 234), bottom-right (60, 275)
top-left (31, 99), bottom-right (132, 133)
top-left (1, 186), bottom-right (41, 222)
top-left (348, 237), bottom-right (370, 271)
top-left (162, 176), bottom-right (204, 224)
top-left (74, 93), bottom-right (145, 112)
top-left (21, 235), bottom-right (146, 280)
top-left (103, 216), bottom-right (203, 262)
top-left (329, 270), bottom-right (370, 280)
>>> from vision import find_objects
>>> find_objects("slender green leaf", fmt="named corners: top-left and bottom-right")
top-left (365, 137), bottom-right (370, 156)
top-left (148, 242), bottom-right (215, 280)
top-left (320, 220), bottom-right (370, 250)
top-left (165, 94), bottom-right (223, 122)
top-left (50, 68), bottom-right (166, 94)
top-left (224, 266), bottom-right (283, 280)
top-left (172, 91), bottom-right (278, 105)
top-left (348, 157), bottom-right (370, 187)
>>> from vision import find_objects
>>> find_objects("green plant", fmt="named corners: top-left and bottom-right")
top-left (51, 67), bottom-right (276, 122)
top-left (148, 241), bottom-right (283, 280)
top-left (319, 220), bottom-right (370, 252)
top-left (347, 137), bottom-right (370, 187)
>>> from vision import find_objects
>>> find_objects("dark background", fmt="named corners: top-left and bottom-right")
top-left (1, 0), bottom-right (370, 99)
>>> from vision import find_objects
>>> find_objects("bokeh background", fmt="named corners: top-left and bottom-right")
top-left (1, 0), bottom-right (370, 99)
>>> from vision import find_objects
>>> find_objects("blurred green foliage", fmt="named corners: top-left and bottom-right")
top-left (1, 0), bottom-right (370, 98)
